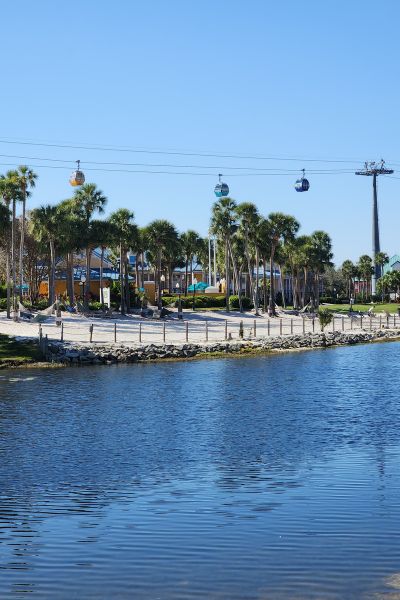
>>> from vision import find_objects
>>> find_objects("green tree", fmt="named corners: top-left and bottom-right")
top-left (73, 183), bottom-right (107, 307)
top-left (236, 202), bottom-right (260, 314)
top-left (341, 260), bottom-right (356, 300)
top-left (265, 213), bottom-right (300, 315)
top-left (109, 209), bottom-right (137, 314)
top-left (210, 197), bottom-right (239, 312)
top-left (145, 220), bottom-right (179, 309)
top-left (12, 166), bottom-right (37, 298)
top-left (180, 230), bottom-right (202, 295)
top-left (357, 255), bottom-right (374, 300)
top-left (30, 205), bottom-right (59, 304)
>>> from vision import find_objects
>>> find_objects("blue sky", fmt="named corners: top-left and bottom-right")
top-left (1, 0), bottom-right (400, 265)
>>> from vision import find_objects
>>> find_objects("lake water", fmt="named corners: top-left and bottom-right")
top-left (1, 343), bottom-right (400, 599)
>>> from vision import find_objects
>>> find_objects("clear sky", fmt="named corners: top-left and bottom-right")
top-left (1, 0), bottom-right (399, 265)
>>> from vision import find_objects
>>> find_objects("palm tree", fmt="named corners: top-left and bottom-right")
top-left (73, 183), bottom-right (107, 307)
top-left (109, 209), bottom-right (137, 314)
top-left (236, 202), bottom-right (260, 314)
top-left (265, 213), bottom-right (300, 315)
top-left (357, 255), bottom-right (374, 300)
top-left (145, 220), bottom-right (179, 309)
top-left (180, 230), bottom-right (202, 295)
top-left (12, 166), bottom-right (37, 299)
top-left (210, 197), bottom-right (239, 312)
top-left (30, 205), bottom-right (59, 304)
top-left (308, 231), bottom-right (333, 308)
top-left (0, 174), bottom-right (17, 317)
top-left (90, 219), bottom-right (115, 308)
top-left (375, 251), bottom-right (389, 295)
top-left (341, 260), bottom-right (356, 301)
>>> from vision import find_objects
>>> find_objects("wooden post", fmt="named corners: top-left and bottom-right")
top-left (386, 314), bottom-right (389, 329)
top-left (394, 314), bottom-right (396, 328)
top-left (332, 317), bottom-right (335, 332)
top-left (290, 319), bottom-right (293, 335)
top-left (163, 322), bottom-right (166, 343)
top-left (267, 319), bottom-right (270, 336)
top-left (205, 320), bottom-right (208, 342)
top-left (370, 316), bottom-right (372, 331)
top-left (360, 315), bottom-right (363, 329)
top-left (253, 319), bottom-right (256, 338)
top-left (342, 316), bottom-right (344, 331)
top-left (139, 323), bottom-right (142, 343)
top-left (114, 322), bottom-right (117, 343)
top-left (186, 321), bottom-right (189, 342)
top-left (89, 324), bottom-right (93, 343)
top-left (302, 318), bottom-right (305, 335)
top-left (379, 314), bottom-right (382, 328)
top-left (351, 316), bottom-right (353, 330)
top-left (280, 319), bottom-right (282, 335)
top-left (312, 318), bottom-right (315, 332)
top-left (224, 320), bottom-right (228, 340)
top-left (61, 322), bottom-right (64, 342)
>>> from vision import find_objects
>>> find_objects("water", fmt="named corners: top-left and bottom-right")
top-left (1, 343), bottom-right (400, 599)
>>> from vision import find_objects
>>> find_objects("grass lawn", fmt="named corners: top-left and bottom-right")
top-left (321, 303), bottom-right (400, 314)
top-left (0, 334), bottom-right (43, 366)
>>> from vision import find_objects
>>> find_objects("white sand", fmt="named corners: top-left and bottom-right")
top-left (0, 308), bottom-right (368, 346)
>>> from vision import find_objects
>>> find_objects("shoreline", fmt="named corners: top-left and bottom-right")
top-left (2, 329), bottom-right (398, 369)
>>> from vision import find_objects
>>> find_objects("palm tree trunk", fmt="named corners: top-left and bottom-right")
top-left (184, 259), bottom-right (188, 296)
top-left (254, 247), bottom-right (260, 315)
top-left (225, 237), bottom-right (230, 311)
top-left (11, 198), bottom-right (17, 317)
top-left (19, 187), bottom-right (26, 300)
top-left (269, 246), bottom-right (276, 314)
top-left (49, 239), bottom-right (56, 305)
top-left (85, 247), bottom-right (92, 308)
top-left (135, 253), bottom-right (139, 292)
top-left (125, 258), bottom-right (130, 312)
top-left (157, 247), bottom-right (162, 309)
top-left (100, 246), bottom-right (105, 308)
top-left (120, 242), bottom-right (125, 314)
top-left (263, 259), bottom-right (267, 313)
top-left (141, 252), bottom-right (145, 287)
top-left (5, 216), bottom-right (11, 318)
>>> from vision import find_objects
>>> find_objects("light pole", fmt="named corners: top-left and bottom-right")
top-left (176, 282), bottom-right (183, 319)
top-left (159, 274), bottom-right (165, 309)
top-left (80, 274), bottom-right (86, 304)
top-left (192, 277), bottom-right (197, 311)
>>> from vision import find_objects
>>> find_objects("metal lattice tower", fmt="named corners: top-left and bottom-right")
top-left (355, 160), bottom-right (393, 294)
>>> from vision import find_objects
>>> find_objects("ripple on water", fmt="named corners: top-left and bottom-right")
top-left (0, 343), bottom-right (400, 598)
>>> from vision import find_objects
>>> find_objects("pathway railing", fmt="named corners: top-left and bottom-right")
top-left (13, 312), bottom-right (399, 346)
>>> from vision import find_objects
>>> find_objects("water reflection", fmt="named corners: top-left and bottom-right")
top-left (0, 343), bottom-right (400, 598)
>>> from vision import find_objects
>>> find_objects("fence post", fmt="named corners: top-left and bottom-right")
top-left (61, 322), bottom-right (64, 342)
top-left (280, 319), bottom-right (283, 335)
top-left (312, 318), bottom-right (315, 333)
top-left (267, 319), bottom-right (270, 336)
top-left (114, 322), bottom-right (117, 343)
top-left (302, 318), bottom-right (305, 335)
top-left (163, 322), bottom-right (166, 343)
top-left (360, 315), bottom-right (363, 329)
top-left (394, 314), bottom-right (396, 328)
top-left (89, 324), bottom-right (93, 343)
top-left (369, 316), bottom-right (372, 331)
top-left (205, 320), bottom-right (208, 342)
top-left (379, 314), bottom-right (382, 328)
top-left (351, 316), bottom-right (353, 330)
top-left (224, 320), bottom-right (228, 340)
top-left (253, 319), bottom-right (256, 338)
top-left (186, 321), bottom-right (189, 342)
top-left (290, 319), bottom-right (293, 335)
top-left (386, 314), bottom-right (389, 329)
top-left (139, 323), bottom-right (142, 343)
top-left (341, 316), bottom-right (344, 331)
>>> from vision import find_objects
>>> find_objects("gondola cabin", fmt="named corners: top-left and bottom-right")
top-left (69, 161), bottom-right (85, 187)
top-left (294, 169), bottom-right (310, 192)
top-left (214, 174), bottom-right (229, 197)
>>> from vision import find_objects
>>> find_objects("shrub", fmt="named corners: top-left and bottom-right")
top-left (318, 308), bottom-right (333, 331)
top-left (88, 301), bottom-right (104, 311)
top-left (229, 295), bottom-right (252, 310)
top-left (0, 298), bottom-right (7, 310)
top-left (0, 284), bottom-right (7, 299)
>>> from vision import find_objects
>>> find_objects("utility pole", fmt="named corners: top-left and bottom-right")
top-left (355, 160), bottom-right (393, 295)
